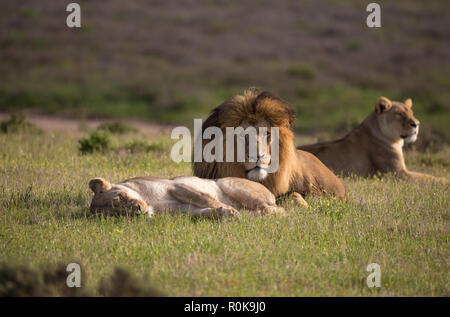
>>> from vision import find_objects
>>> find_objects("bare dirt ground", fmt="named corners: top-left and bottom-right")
top-left (0, 111), bottom-right (175, 136)
top-left (0, 111), bottom-right (320, 145)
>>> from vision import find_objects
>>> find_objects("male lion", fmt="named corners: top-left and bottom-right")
top-left (193, 88), bottom-right (346, 205)
top-left (89, 176), bottom-right (285, 217)
top-left (299, 96), bottom-right (444, 181)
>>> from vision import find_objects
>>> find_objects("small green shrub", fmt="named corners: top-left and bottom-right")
top-left (97, 121), bottom-right (138, 134)
top-left (0, 113), bottom-right (41, 134)
top-left (121, 140), bottom-right (166, 153)
top-left (78, 130), bottom-right (112, 154)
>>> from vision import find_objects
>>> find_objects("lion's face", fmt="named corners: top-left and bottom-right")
top-left (193, 88), bottom-right (297, 195)
top-left (239, 119), bottom-right (272, 182)
top-left (375, 97), bottom-right (420, 144)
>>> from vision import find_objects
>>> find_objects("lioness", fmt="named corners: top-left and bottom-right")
top-left (89, 176), bottom-right (287, 217)
top-left (299, 96), bottom-right (443, 181)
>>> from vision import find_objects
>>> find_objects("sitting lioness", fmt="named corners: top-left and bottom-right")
top-left (89, 176), bottom-right (289, 217)
top-left (299, 96), bottom-right (443, 181)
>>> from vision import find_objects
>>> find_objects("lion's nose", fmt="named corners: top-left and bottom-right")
top-left (257, 153), bottom-right (266, 162)
top-left (410, 121), bottom-right (419, 128)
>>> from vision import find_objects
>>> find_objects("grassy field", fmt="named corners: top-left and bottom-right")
top-left (1, 129), bottom-right (448, 296)
top-left (1, 0), bottom-right (448, 297)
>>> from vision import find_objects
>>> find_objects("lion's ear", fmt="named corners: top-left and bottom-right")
top-left (404, 98), bottom-right (412, 108)
top-left (375, 96), bottom-right (392, 114)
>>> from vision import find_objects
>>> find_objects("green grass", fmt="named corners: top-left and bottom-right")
top-left (0, 131), bottom-right (449, 296)
top-left (77, 128), bottom-right (172, 155)
top-left (1, 80), bottom-right (448, 140)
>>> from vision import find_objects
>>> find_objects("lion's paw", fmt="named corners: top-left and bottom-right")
top-left (291, 192), bottom-right (309, 207)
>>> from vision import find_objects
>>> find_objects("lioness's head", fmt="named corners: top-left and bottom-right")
top-left (375, 96), bottom-right (420, 144)
top-left (193, 88), bottom-right (296, 186)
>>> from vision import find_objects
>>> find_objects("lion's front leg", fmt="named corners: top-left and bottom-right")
top-left (277, 192), bottom-right (308, 208)
top-left (290, 192), bottom-right (309, 207)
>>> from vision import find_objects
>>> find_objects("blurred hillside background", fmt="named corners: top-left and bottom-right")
top-left (1, 0), bottom-right (449, 144)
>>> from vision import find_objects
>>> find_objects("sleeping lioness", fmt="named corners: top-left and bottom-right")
top-left (89, 176), bottom-right (292, 217)
top-left (299, 96), bottom-right (444, 182)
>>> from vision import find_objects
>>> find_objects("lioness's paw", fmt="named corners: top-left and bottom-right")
top-left (114, 192), bottom-right (149, 215)
top-left (216, 206), bottom-right (240, 217)
top-left (142, 206), bottom-right (155, 217)
top-left (262, 206), bottom-right (287, 216)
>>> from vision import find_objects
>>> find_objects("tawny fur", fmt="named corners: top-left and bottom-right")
top-left (192, 88), bottom-right (346, 200)
top-left (88, 176), bottom-right (287, 217)
top-left (299, 97), bottom-right (445, 182)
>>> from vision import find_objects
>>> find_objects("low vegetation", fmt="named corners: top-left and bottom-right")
top-left (78, 124), bottom-right (168, 155)
top-left (1, 0), bottom-right (448, 297)
top-left (1, 1), bottom-right (449, 138)
top-left (0, 113), bottom-right (41, 134)
top-left (0, 263), bottom-right (163, 296)
top-left (78, 130), bottom-right (112, 154)
top-left (0, 130), bottom-right (448, 296)
top-left (97, 121), bottom-right (138, 134)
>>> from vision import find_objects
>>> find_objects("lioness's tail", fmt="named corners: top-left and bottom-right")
top-left (89, 177), bottom-right (112, 194)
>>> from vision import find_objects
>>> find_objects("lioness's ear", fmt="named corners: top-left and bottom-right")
top-left (375, 96), bottom-right (392, 114)
top-left (404, 98), bottom-right (412, 108)
top-left (89, 178), bottom-right (112, 194)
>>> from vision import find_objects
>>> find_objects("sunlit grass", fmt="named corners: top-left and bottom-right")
top-left (0, 132), bottom-right (448, 296)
